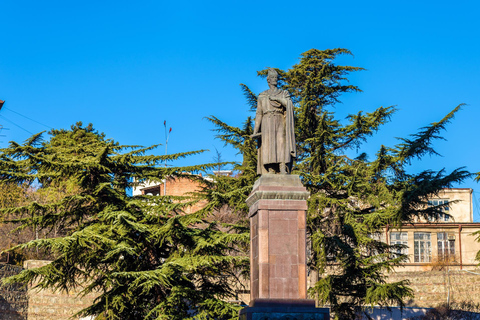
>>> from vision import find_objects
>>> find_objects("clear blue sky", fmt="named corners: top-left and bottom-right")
top-left (1, 1), bottom-right (480, 219)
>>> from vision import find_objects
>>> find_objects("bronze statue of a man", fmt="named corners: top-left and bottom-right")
top-left (252, 68), bottom-right (296, 174)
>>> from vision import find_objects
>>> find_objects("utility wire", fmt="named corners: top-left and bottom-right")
top-left (0, 115), bottom-right (34, 135)
top-left (453, 269), bottom-right (480, 276)
top-left (3, 107), bottom-right (52, 129)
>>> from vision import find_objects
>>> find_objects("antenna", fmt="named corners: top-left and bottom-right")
top-left (0, 100), bottom-right (7, 143)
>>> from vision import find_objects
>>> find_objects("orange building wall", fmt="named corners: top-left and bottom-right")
top-left (133, 176), bottom-right (207, 214)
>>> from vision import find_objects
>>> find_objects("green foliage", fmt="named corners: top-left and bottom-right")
top-left (0, 122), bottom-right (247, 320)
top-left (204, 115), bottom-right (257, 216)
top-left (474, 229), bottom-right (480, 264)
top-left (474, 174), bottom-right (480, 266)
top-left (0, 180), bottom-right (68, 264)
top-left (0, 182), bottom-right (28, 209)
top-left (208, 49), bottom-right (470, 319)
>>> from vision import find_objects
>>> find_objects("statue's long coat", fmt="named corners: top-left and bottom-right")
top-left (255, 88), bottom-right (296, 174)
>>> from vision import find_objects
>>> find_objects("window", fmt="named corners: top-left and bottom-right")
top-left (427, 199), bottom-right (450, 221)
top-left (437, 232), bottom-right (455, 261)
top-left (369, 232), bottom-right (385, 242)
top-left (414, 232), bottom-right (431, 262)
top-left (142, 185), bottom-right (161, 196)
top-left (390, 232), bottom-right (408, 255)
top-left (365, 233), bottom-right (386, 257)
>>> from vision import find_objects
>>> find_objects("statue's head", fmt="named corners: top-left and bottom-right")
top-left (267, 68), bottom-right (278, 87)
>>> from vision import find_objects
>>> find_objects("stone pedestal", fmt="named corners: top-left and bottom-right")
top-left (247, 175), bottom-right (309, 300)
top-left (239, 299), bottom-right (329, 320)
top-left (241, 174), bottom-right (329, 319)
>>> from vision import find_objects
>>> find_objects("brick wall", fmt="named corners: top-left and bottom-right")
top-left (159, 176), bottom-right (207, 213)
top-left (133, 175), bottom-right (209, 214)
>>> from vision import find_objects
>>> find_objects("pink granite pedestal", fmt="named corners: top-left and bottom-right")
top-left (239, 175), bottom-right (329, 320)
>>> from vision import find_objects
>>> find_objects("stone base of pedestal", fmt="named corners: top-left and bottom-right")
top-left (239, 299), bottom-right (329, 320)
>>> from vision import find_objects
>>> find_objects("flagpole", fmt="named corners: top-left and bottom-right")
top-left (163, 121), bottom-right (172, 196)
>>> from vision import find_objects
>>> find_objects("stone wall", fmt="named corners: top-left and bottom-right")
top-left (0, 264), bottom-right (27, 320)
top-left (0, 261), bottom-right (96, 320)
top-left (2, 261), bottom-right (480, 318)
top-left (24, 260), bottom-right (97, 320)
top-left (388, 269), bottom-right (480, 307)
top-left (240, 269), bottom-right (480, 309)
